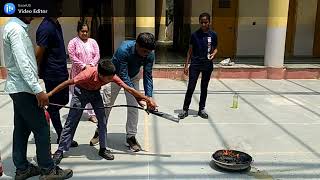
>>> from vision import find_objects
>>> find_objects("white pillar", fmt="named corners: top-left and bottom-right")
top-left (264, 0), bottom-right (290, 68)
top-left (264, 0), bottom-right (290, 79)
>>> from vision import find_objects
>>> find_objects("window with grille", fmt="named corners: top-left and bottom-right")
top-left (219, 0), bottom-right (231, 8)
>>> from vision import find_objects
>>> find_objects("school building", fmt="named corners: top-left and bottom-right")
top-left (1, 0), bottom-right (320, 79)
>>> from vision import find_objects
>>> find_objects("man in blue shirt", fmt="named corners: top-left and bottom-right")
top-left (90, 32), bottom-right (157, 152)
top-left (35, 16), bottom-right (77, 147)
top-left (3, 17), bottom-right (72, 179)
top-left (179, 13), bottom-right (218, 119)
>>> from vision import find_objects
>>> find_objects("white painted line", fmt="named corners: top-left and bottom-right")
top-left (144, 112), bottom-right (150, 152)
top-left (147, 162), bottom-right (150, 180)
top-left (63, 151), bottom-right (320, 156)
top-left (1, 122), bottom-right (320, 128)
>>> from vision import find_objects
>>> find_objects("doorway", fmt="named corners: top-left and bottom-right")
top-left (313, 0), bottom-right (320, 57)
top-left (212, 0), bottom-right (238, 58)
top-left (285, 0), bottom-right (297, 57)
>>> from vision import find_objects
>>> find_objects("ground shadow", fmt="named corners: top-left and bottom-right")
top-left (106, 133), bottom-right (128, 152)
top-left (64, 144), bottom-right (102, 161)
top-left (174, 109), bottom-right (199, 117)
top-left (106, 133), bottom-right (171, 158)
top-left (1, 157), bottom-right (15, 178)
top-left (209, 160), bottom-right (251, 174)
top-left (62, 113), bottom-right (90, 122)
top-left (28, 129), bottom-right (58, 145)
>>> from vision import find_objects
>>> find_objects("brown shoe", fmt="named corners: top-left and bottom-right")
top-left (98, 148), bottom-right (115, 160)
top-left (39, 166), bottom-right (73, 180)
top-left (15, 163), bottom-right (40, 180)
top-left (89, 129), bottom-right (99, 146)
top-left (88, 116), bottom-right (98, 123)
top-left (125, 136), bottom-right (142, 152)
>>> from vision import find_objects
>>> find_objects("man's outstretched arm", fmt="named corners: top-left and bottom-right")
top-left (47, 79), bottom-right (74, 97)
top-left (113, 75), bottom-right (157, 110)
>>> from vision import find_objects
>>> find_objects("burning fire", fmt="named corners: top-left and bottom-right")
top-left (223, 150), bottom-right (240, 159)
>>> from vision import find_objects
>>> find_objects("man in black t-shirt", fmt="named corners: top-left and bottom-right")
top-left (179, 12), bottom-right (218, 119)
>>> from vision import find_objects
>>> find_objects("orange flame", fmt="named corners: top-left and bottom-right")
top-left (222, 150), bottom-right (240, 159)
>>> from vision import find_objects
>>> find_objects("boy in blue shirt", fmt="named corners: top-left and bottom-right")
top-left (179, 13), bottom-right (218, 119)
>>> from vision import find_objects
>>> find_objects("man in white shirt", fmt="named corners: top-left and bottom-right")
top-left (3, 17), bottom-right (72, 180)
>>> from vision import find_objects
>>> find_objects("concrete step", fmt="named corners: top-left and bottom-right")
top-left (1, 64), bottom-right (320, 79)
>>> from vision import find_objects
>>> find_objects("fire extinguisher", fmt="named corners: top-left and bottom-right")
top-left (45, 110), bottom-right (52, 155)
top-left (45, 110), bottom-right (50, 124)
top-left (0, 151), bottom-right (3, 177)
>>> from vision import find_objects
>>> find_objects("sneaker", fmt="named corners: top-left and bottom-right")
top-left (15, 163), bottom-right (40, 180)
top-left (70, 140), bottom-right (78, 148)
top-left (88, 116), bottom-right (98, 123)
top-left (98, 148), bottom-right (115, 160)
top-left (198, 109), bottom-right (208, 119)
top-left (125, 136), bottom-right (142, 152)
top-left (178, 110), bottom-right (188, 119)
top-left (52, 150), bottom-right (63, 165)
top-left (89, 129), bottom-right (99, 146)
top-left (39, 166), bottom-right (73, 180)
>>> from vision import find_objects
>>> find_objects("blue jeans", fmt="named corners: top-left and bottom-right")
top-left (58, 86), bottom-right (108, 152)
top-left (9, 93), bottom-right (54, 171)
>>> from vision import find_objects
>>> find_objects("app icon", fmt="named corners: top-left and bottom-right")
top-left (4, 3), bottom-right (16, 15)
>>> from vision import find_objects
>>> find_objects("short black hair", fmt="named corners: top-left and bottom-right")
top-left (199, 12), bottom-right (211, 22)
top-left (77, 20), bottom-right (89, 32)
top-left (97, 59), bottom-right (116, 76)
top-left (136, 32), bottom-right (156, 50)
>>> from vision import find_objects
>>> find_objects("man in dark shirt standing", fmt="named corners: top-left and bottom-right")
top-left (178, 12), bottom-right (218, 119)
top-left (36, 4), bottom-right (77, 147)
top-left (90, 32), bottom-right (157, 152)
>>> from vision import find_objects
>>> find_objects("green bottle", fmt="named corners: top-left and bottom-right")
top-left (232, 93), bottom-right (239, 109)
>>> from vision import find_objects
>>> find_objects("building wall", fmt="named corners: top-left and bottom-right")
top-left (0, 0), bottom-right (319, 66)
top-left (190, 0), bottom-right (212, 33)
top-left (0, 17), bottom-right (10, 66)
top-left (294, 0), bottom-right (317, 56)
top-left (113, 0), bottom-right (126, 50)
top-left (0, 17), bottom-right (79, 67)
top-left (236, 0), bottom-right (268, 56)
top-left (188, 0), bottom-right (270, 56)
top-left (28, 17), bottom-right (79, 53)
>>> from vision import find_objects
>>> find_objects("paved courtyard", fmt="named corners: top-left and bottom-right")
top-left (0, 78), bottom-right (320, 179)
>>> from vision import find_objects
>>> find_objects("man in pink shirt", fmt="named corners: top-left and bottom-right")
top-left (47, 59), bottom-right (157, 164)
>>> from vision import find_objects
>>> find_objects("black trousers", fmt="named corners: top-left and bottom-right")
top-left (44, 79), bottom-right (69, 141)
top-left (183, 65), bottom-right (213, 111)
top-left (9, 93), bottom-right (54, 171)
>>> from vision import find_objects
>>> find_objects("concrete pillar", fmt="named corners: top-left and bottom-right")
top-left (113, 0), bottom-right (126, 52)
top-left (156, 0), bottom-right (166, 41)
top-left (136, 0), bottom-right (155, 36)
top-left (264, 0), bottom-right (290, 79)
